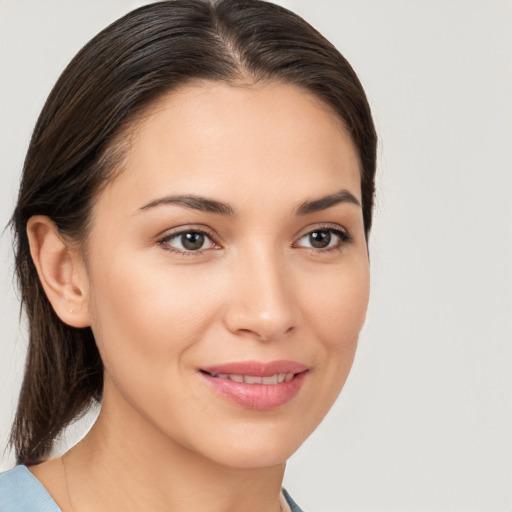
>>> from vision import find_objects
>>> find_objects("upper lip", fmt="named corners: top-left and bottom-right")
top-left (200, 360), bottom-right (308, 377)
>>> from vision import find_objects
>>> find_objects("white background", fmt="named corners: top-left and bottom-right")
top-left (1, 1), bottom-right (511, 511)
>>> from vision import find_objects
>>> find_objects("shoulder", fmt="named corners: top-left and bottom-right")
top-left (0, 465), bottom-right (62, 512)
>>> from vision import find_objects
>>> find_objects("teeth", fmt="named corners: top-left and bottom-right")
top-left (210, 373), bottom-right (294, 384)
top-left (244, 375), bottom-right (263, 384)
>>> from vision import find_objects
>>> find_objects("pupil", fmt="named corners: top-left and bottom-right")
top-left (309, 231), bottom-right (330, 249)
top-left (182, 232), bottom-right (204, 250)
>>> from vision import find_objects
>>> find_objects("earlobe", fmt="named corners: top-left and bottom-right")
top-left (27, 215), bottom-right (90, 328)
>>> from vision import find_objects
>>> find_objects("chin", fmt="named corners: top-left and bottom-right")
top-left (190, 418), bottom-right (313, 470)
top-left (206, 442), bottom-right (296, 470)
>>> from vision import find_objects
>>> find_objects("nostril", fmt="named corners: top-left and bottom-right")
top-left (235, 325), bottom-right (295, 342)
top-left (223, 294), bottom-right (298, 341)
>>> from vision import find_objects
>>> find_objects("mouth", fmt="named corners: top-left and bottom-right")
top-left (199, 361), bottom-right (309, 410)
top-left (200, 371), bottom-right (295, 384)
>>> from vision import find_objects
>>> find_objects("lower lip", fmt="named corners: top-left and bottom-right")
top-left (200, 371), bottom-right (308, 410)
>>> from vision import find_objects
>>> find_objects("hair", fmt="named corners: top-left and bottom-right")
top-left (9, 0), bottom-right (377, 465)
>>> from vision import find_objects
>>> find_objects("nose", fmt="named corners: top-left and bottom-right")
top-left (223, 246), bottom-right (299, 342)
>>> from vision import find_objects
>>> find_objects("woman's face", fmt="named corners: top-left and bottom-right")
top-left (82, 81), bottom-right (370, 468)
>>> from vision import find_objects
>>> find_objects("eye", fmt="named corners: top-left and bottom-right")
top-left (294, 227), bottom-right (351, 251)
top-left (158, 229), bottom-right (217, 254)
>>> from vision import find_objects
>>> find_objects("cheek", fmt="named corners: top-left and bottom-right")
top-left (86, 250), bottom-right (222, 382)
top-left (283, 255), bottom-right (369, 439)
top-left (301, 255), bottom-right (369, 395)
top-left (303, 257), bottom-right (370, 350)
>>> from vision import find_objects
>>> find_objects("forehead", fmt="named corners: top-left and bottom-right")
top-left (97, 81), bottom-right (361, 214)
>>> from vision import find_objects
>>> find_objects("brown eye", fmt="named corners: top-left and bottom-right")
top-left (295, 227), bottom-right (351, 251)
top-left (308, 231), bottom-right (331, 249)
top-left (159, 230), bottom-right (216, 253)
top-left (181, 232), bottom-right (205, 250)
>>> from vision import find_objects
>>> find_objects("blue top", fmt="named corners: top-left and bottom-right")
top-left (0, 466), bottom-right (60, 512)
top-left (0, 465), bottom-right (304, 512)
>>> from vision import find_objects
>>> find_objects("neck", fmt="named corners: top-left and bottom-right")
top-left (63, 381), bottom-right (286, 512)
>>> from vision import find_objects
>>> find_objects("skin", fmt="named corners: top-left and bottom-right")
top-left (27, 81), bottom-right (370, 512)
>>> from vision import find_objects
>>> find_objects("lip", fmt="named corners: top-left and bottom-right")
top-left (201, 360), bottom-right (308, 377)
top-left (199, 360), bottom-right (309, 410)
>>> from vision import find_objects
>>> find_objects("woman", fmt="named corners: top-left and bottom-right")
top-left (0, 0), bottom-right (376, 511)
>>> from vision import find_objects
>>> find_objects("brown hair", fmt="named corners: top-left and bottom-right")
top-left (10, 0), bottom-right (377, 464)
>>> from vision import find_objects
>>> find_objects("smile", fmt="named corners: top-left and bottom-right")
top-left (199, 361), bottom-right (308, 410)
top-left (206, 372), bottom-right (295, 384)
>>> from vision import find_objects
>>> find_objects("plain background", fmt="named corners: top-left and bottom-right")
top-left (1, 1), bottom-right (511, 511)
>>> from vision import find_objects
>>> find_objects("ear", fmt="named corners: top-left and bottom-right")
top-left (27, 215), bottom-right (91, 328)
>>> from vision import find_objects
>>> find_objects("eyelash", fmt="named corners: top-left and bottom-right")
top-left (157, 225), bottom-right (352, 256)
top-left (157, 227), bottom-right (219, 257)
top-left (293, 225), bottom-right (352, 253)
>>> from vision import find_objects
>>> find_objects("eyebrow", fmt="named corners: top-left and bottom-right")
top-left (295, 189), bottom-right (361, 215)
top-left (138, 189), bottom-right (360, 217)
top-left (138, 195), bottom-right (234, 216)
